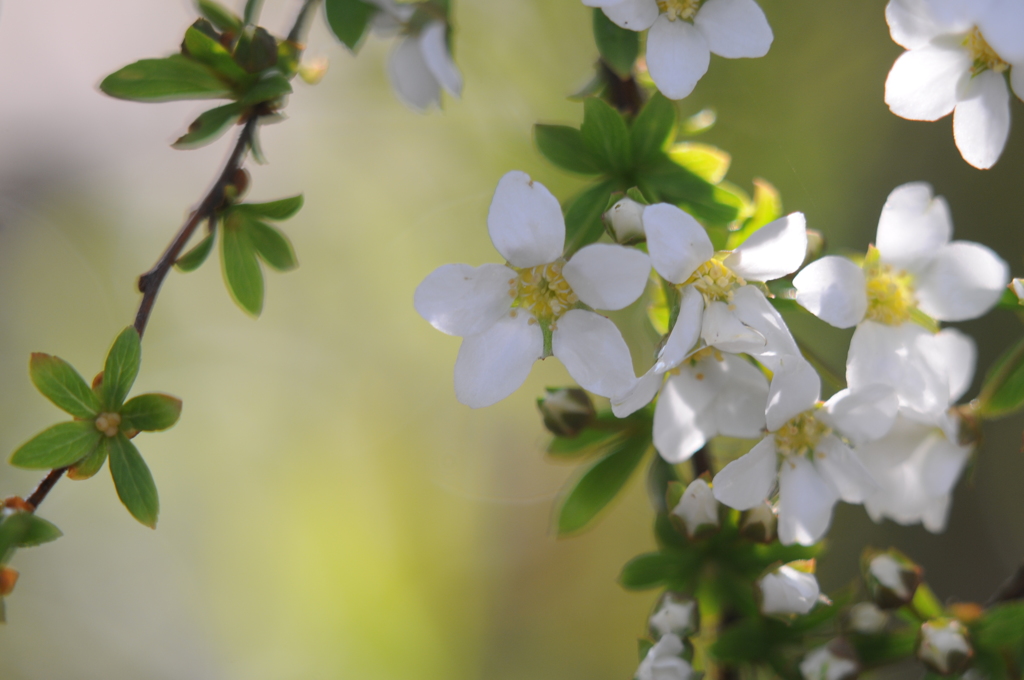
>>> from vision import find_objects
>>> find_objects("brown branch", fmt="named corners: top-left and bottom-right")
top-left (987, 562), bottom-right (1024, 606)
top-left (599, 59), bottom-right (644, 118)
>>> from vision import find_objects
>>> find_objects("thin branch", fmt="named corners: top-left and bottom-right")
top-left (287, 0), bottom-right (323, 43)
top-left (599, 60), bottom-right (644, 118)
top-left (987, 562), bottom-right (1024, 606)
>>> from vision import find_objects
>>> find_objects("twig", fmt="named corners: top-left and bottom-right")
top-left (987, 562), bottom-right (1024, 606)
top-left (599, 60), bottom-right (643, 117)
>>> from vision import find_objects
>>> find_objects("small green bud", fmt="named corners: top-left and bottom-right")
top-left (537, 388), bottom-right (595, 438)
top-left (863, 549), bottom-right (922, 609)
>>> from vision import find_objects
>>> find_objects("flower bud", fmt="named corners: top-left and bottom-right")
top-left (605, 198), bottom-right (646, 244)
top-left (740, 502), bottom-right (776, 543)
top-left (917, 619), bottom-right (973, 676)
top-left (635, 634), bottom-right (696, 680)
top-left (863, 549), bottom-right (921, 609)
top-left (649, 591), bottom-right (699, 639)
top-left (848, 602), bottom-right (888, 634)
top-left (537, 388), bottom-right (595, 438)
top-left (757, 560), bottom-right (821, 616)
top-left (0, 567), bottom-right (18, 596)
top-left (805, 229), bottom-right (825, 262)
top-left (799, 639), bottom-right (859, 680)
top-left (670, 479), bottom-right (719, 539)
top-left (1011, 278), bottom-right (1024, 305)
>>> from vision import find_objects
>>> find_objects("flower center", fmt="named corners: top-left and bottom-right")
top-left (966, 27), bottom-right (1008, 75)
top-left (863, 247), bottom-right (916, 325)
top-left (685, 258), bottom-right (747, 304)
top-left (95, 412), bottom-right (122, 438)
top-left (774, 410), bottom-right (830, 459)
top-left (657, 0), bottom-right (701, 21)
top-left (510, 261), bottom-right (578, 323)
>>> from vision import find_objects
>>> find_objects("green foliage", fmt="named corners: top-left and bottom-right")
top-left (0, 512), bottom-right (62, 564)
top-left (234, 26), bottom-right (279, 74)
top-left (176, 232), bottom-right (216, 271)
top-left (534, 125), bottom-right (605, 175)
top-left (102, 328), bottom-right (142, 410)
top-left (183, 23), bottom-right (250, 84)
top-left (100, 55), bottom-right (233, 102)
top-left (592, 9), bottom-right (638, 78)
top-left (174, 102), bottom-right (246, 149)
top-left (197, 0), bottom-right (242, 33)
top-left (620, 551), bottom-right (697, 591)
top-left (247, 219), bottom-right (298, 271)
top-left (668, 143), bottom-right (731, 184)
top-left (563, 179), bottom-right (617, 256)
top-left (977, 336), bottom-right (1024, 418)
top-left (547, 429), bottom-right (622, 459)
top-left (580, 98), bottom-right (632, 174)
top-left (221, 218), bottom-right (265, 316)
top-left (68, 440), bottom-right (110, 481)
top-left (238, 73), bottom-right (292, 105)
top-left (10, 422), bottom-right (103, 469)
top-left (726, 178), bottom-right (781, 250)
top-left (630, 93), bottom-right (676, 165)
top-left (973, 601), bottom-right (1024, 653)
top-left (325, 0), bottom-right (379, 52)
top-left (108, 434), bottom-right (160, 529)
top-left (243, 0), bottom-right (264, 25)
top-left (233, 194), bottom-right (304, 220)
top-left (120, 394), bottom-right (183, 432)
top-left (29, 353), bottom-right (100, 419)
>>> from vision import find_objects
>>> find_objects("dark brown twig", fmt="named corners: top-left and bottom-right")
top-left (988, 562), bottom-right (1024, 605)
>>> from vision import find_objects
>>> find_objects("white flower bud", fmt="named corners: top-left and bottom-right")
top-left (671, 479), bottom-right (719, 539)
top-left (649, 592), bottom-right (699, 639)
top-left (1012, 278), bottom-right (1024, 305)
top-left (848, 602), bottom-right (889, 634)
top-left (758, 561), bottom-right (821, 616)
top-left (865, 551), bottom-right (921, 609)
top-left (635, 634), bottom-right (696, 680)
top-left (605, 198), bottom-right (646, 243)
top-left (538, 388), bottom-right (595, 438)
top-left (740, 502), bottom-right (776, 543)
top-left (918, 619), bottom-right (973, 675)
top-left (799, 640), bottom-right (859, 680)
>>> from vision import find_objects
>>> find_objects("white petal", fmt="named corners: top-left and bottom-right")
top-left (611, 369), bottom-right (663, 417)
top-left (643, 203), bottom-right (714, 284)
top-left (647, 15), bottom-right (712, 100)
top-left (777, 456), bottom-right (839, 545)
top-left (886, 0), bottom-right (956, 49)
top-left (885, 45), bottom-right (971, 121)
top-left (759, 566), bottom-right (820, 615)
top-left (765, 356), bottom-right (821, 433)
top-left (953, 70), bottom-right (1011, 169)
top-left (414, 263), bottom-right (514, 336)
top-left (711, 354), bottom-right (770, 438)
top-left (654, 370), bottom-right (719, 463)
top-left (454, 312), bottom-right (542, 407)
top-left (553, 310), bottom-right (636, 398)
top-left (847, 321), bottom-right (948, 415)
top-left (654, 285), bottom-right (704, 373)
top-left (875, 182), bottom-right (953, 271)
top-left (694, 0), bottom-right (773, 58)
top-left (1012, 61), bottom-right (1024, 102)
top-left (419, 22), bottom-right (463, 97)
top-left (921, 437), bottom-right (971, 496)
top-left (793, 256), bottom-right (868, 328)
top-left (724, 213), bottom-right (807, 282)
top-left (729, 285), bottom-right (800, 370)
top-left (601, 0), bottom-right (659, 30)
top-left (977, 0), bottom-right (1024, 64)
top-left (920, 328), bottom-right (976, 402)
top-left (814, 435), bottom-right (879, 504)
top-left (822, 385), bottom-right (899, 445)
top-left (922, 494), bottom-right (952, 533)
top-left (564, 243), bottom-right (651, 310)
top-left (582, 0), bottom-right (630, 7)
top-left (712, 436), bottom-right (778, 510)
top-left (486, 171), bottom-right (565, 268)
top-left (917, 241), bottom-right (1009, 321)
top-left (702, 301), bottom-right (765, 354)
top-left (388, 35), bottom-right (442, 111)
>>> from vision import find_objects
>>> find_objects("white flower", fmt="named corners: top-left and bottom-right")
top-left (884, 0), bottom-right (1024, 168)
top-left (799, 643), bottom-right (859, 680)
top-left (649, 592), bottom-right (699, 638)
top-left (848, 602), bottom-right (889, 634)
top-left (635, 634), bottom-right (696, 680)
top-left (370, 1), bottom-right (462, 112)
top-left (582, 0), bottom-right (773, 99)
top-left (671, 478), bottom-right (720, 537)
top-left (415, 171), bottom-right (651, 407)
top-left (757, 561), bottom-right (821, 616)
top-left (918, 619), bottom-right (974, 675)
top-left (711, 359), bottom-right (894, 545)
top-left (793, 182), bottom-right (1006, 416)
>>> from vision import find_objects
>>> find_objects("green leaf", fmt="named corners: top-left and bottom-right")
top-left (173, 102), bottom-right (245, 150)
top-left (243, 0), bottom-right (264, 24)
top-left (534, 125), bottom-right (606, 175)
top-left (556, 432), bottom-right (649, 535)
top-left (175, 232), bottom-right (216, 272)
top-left (183, 24), bottom-right (250, 83)
top-left (975, 602), bottom-right (1024, 650)
top-left (641, 157), bottom-right (740, 225)
top-left (197, 0), bottom-right (242, 33)
top-left (0, 513), bottom-right (32, 564)
top-left (563, 179), bottom-right (617, 256)
top-left (592, 9), bottom-right (638, 78)
top-left (668, 143), bottom-right (731, 183)
top-left (325, 0), bottom-right (379, 51)
top-left (108, 433), bottom-right (159, 528)
top-left (29, 353), bottom-right (101, 419)
top-left (726, 178), bottom-right (781, 250)
top-left (10, 421), bottom-right (103, 469)
top-left (548, 429), bottom-right (621, 459)
top-left (977, 336), bottom-right (1024, 418)
top-left (121, 394), bottom-right (183, 432)
top-left (239, 73), bottom-right (292, 106)
top-left (851, 630), bottom-right (918, 667)
top-left (234, 25), bottom-right (278, 73)
top-left (619, 551), bottom-right (691, 590)
top-left (100, 55), bottom-right (232, 103)
top-left (233, 194), bottom-right (304, 220)
top-left (14, 515), bottom-right (63, 548)
top-left (630, 93), bottom-right (676, 165)
top-left (246, 219), bottom-right (297, 271)
top-left (580, 97), bottom-right (631, 173)
top-left (68, 438), bottom-right (110, 480)
top-left (222, 219), bottom-right (265, 316)
top-left (102, 327), bottom-right (142, 409)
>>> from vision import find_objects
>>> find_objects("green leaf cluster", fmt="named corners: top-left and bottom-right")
top-left (176, 195), bottom-right (302, 317)
top-left (9, 328), bottom-right (182, 528)
top-left (0, 510), bottom-right (63, 622)
top-left (977, 335), bottom-right (1024, 419)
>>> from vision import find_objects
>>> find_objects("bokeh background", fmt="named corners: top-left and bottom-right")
top-left (1, 1), bottom-right (1023, 678)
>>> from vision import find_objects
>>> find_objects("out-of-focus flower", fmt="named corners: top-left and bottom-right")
top-left (757, 560), bottom-right (822, 616)
top-left (583, 0), bottom-right (773, 100)
top-left (671, 478), bottom-right (720, 538)
top-left (415, 171), bottom-right (650, 407)
top-left (649, 592), bottom-right (699, 638)
top-left (799, 640), bottom-right (860, 680)
top-left (537, 388), bottom-right (596, 438)
top-left (864, 550), bottom-right (922, 609)
top-left (740, 501), bottom-right (776, 542)
top-left (848, 602), bottom-right (889, 634)
top-left (918, 619), bottom-right (974, 675)
top-left (635, 634), bottom-right (696, 680)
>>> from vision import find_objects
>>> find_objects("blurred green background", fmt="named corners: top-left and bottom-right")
top-left (0, 1), bottom-right (1023, 678)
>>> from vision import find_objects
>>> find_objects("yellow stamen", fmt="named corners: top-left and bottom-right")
top-left (966, 27), bottom-right (1008, 75)
top-left (657, 0), bottom-right (701, 20)
top-left (512, 261), bottom-right (578, 322)
top-left (775, 410), bottom-right (831, 459)
top-left (863, 246), bottom-right (916, 325)
top-left (684, 258), bottom-right (747, 305)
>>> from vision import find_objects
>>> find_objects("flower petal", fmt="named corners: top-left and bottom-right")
top-left (419, 21), bottom-right (463, 98)
top-left (643, 203), bottom-right (715, 284)
top-left (694, 0), bottom-right (773, 58)
top-left (454, 312), bottom-right (542, 407)
top-left (1011, 60), bottom-right (1024, 102)
top-left (765, 355), bottom-right (821, 432)
top-left (915, 241), bottom-right (1009, 321)
top-left (611, 368), bottom-right (663, 417)
top-left (724, 213), bottom-right (807, 282)
top-left (729, 285), bottom-right (800, 370)
top-left (712, 354), bottom-right (770, 438)
top-left (847, 321), bottom-right (948, 415)
top-left (552, 309), bottom-right (636, 398)
top-left (814, 435), bottom-right (879, 503)
top-left (885, 0), bottom-right (962, 49)
top-left (822, 385), bottom-right (899, 445)
top-left (654, 369), bottom-right (720, 463)
top-left (414, 263), bottom-right (515, 336)
top-left (885, 44), bottom-right (970, 121)
top-left (953, 70), bottom-right (1011, 169)
top-left (977, 0), bottom-right (1024, 64)
top-left (777, 456), bottom-right (840, 545)
top-left (920, 328), bottom-right (976, 402)
top-left (875, 182), bottom-right (953, 271)
top-left (601, 0), bottom-right (660, 30)
top-left (564, 243), bottom-right (651, 311)
top-left (921, 436), bottom-right (971, 496)
top-left (647, 15), bottom-right (712, 100)
top-left (487, 171), bottom-right (565, 268)
top-left (712, 436), bottom-right (778, 510)
top-left (387, 35), bottom-right (442, 111)
top-left (654, 285), bottom-right (704, 373)
top-left (793, 256), bottom-right (868, 328)
top-left (922, 494), bottom-right (952, 533)
top-left (702, 301), bottom-right (765, 354)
